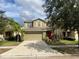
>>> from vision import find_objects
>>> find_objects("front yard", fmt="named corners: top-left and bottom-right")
top-left (44, 37), bottom-right (78, 45)
top-left (60, 40), bottom-right (78, 45)
top-left (44, 37), bottom-right (79, 55)
top-left (0, 41), bottom-right (20, 46)
top-left (0, 41), bottom-right (21, 54)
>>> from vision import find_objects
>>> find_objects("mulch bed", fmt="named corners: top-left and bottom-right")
top-left (52, 47), bottom-right (79, 55)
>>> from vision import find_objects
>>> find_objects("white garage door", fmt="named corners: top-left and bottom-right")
top-left (24, 32), bottom-right (42, 40)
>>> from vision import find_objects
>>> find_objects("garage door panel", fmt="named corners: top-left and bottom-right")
top-left (24, 33), bottom-right (42, 40)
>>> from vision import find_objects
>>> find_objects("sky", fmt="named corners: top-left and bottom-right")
top-left (0, 0), bottom-right (46, 25)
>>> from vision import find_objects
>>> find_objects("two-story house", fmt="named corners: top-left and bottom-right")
top-left (23, 18), bottom-right (48, 40)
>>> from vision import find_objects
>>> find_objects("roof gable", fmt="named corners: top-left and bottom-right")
top-left (33, 18), bottom-right (46, 23)
top-left (24, 18), bottom-right (47, 23)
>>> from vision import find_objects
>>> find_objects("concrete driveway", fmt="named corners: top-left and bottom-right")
top-left (1, 40), bottom-right (65, 58)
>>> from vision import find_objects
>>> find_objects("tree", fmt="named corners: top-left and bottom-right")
top-left (0, 10), bottom-right (23, 41)
top-left (0, 10), bottom-right (22, 33)
top-left (43, 0), bottom-right (79, 40)
top-left (7, 18), bottom-right (21, 32)
top-left (0, 10), bottom-right (7, 34)
top-left (44, 0), bottom-right (79, 29)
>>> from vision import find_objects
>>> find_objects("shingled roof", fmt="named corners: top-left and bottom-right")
top-left (24, 20), bottom-right (32, 23)
top-left (24, 18), bottom-right (47, 23)
top-left (33, 18), bottom-right (47, 23)
top-left (24, 27), bottom-right (47, 32)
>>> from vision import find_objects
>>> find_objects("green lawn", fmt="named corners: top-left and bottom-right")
top-left (0, 41), bottom-right (20, 46)
top-left (60, 40), bottom-right (78, 45)
top-left (44, 37), bottom-right (78, 45)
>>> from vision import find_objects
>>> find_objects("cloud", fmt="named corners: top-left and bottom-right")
top-left (0, 0), bottom-right (46, 25)
top-left (16, 0), bottom-right (46, 20)
top-left (0, 0), bottom-right (24, 25)
top-left (0, 0), bottom-right (20, 16)
top-left (5, 11), bottom-right (19, 17)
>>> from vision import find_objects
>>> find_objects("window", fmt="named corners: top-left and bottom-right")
top-left (38, 22), bottom-right (40, 27)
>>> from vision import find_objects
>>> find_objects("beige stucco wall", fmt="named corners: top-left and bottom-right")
top-left (24, 23), bottom-right (28, 28)
top-left (24, 23), bottom-right (32, 28)
top-left (24, 20), bottom-right (47, 28)
top-left (33, 20), bottom-right (47, 28)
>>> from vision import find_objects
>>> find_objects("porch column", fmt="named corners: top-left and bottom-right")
top-left (42, 32), bottom-right (46, 39)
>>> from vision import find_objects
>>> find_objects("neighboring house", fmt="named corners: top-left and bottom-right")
top-left (0, 24), bottom-right (22, 41)
top-left (0, 34), bottom-right (4, 41)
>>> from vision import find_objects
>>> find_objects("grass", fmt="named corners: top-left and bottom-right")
top-left (46, 40), bottom-right (64, 45)
top-left (43, 38), bottom-right (65, 45)
top-left (60, 40), bottom-right (78, 45)
top-left (44, 37), bottom-right (78, 45)
top-left (44, 37), bottom-right (79, 55)
top-left (0, 41), bottom-right (20, 46)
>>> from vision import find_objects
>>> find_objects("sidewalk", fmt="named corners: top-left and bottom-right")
top-left (49, 45), bottom-right (79, 48)
top-left (0, 46), bottom-right (16, 49)
top-left (1, 40), bottom-right (66, 57)
top-left (1, 56), bottom-right (79, 59)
